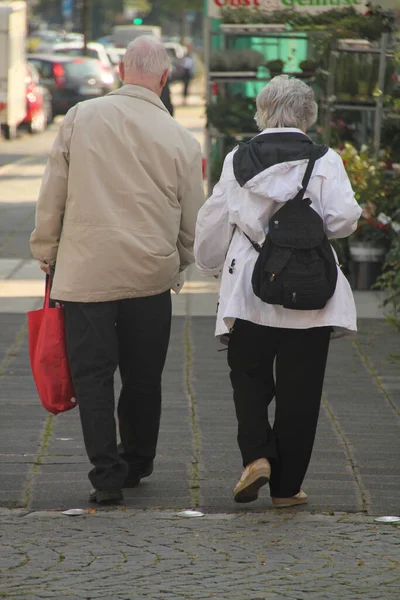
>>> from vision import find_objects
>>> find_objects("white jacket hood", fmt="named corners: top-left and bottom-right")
top-left (233, 129), bottom-right (329, 203)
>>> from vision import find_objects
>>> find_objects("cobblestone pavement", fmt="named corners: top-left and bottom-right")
top-left (1, 508), bottom-right (399, 600)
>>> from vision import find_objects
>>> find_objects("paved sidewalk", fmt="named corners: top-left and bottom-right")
top-left (0, 96), bottom-right (399, 600)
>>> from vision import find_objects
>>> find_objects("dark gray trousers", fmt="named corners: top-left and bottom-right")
top-left (63, 291), bottom-right (171, 491)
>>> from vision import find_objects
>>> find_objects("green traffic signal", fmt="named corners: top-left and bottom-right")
top-left (133, 18), bottom-right (143, 25)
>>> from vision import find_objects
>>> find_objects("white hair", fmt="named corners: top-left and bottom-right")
top-left (255, 75), bottom-right (318, 131)
top-left (123, 35), bottom-right (170, 77)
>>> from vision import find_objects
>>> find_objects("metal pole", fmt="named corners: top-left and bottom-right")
top-left (82, 0), bottom-right (92, 56)
top-left (204, 12), bottom-right (212, 194)
top-left (324, 46), bottom-right (337, 146)
top-left (373, 32), bottom-right (389, 157)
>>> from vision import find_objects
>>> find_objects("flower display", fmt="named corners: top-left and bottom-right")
top-left (338, 143), bottom-right (399, 249)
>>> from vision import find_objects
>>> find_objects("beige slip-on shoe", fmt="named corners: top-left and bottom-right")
top-left (271, 490), bottom-right (308, 508)
top-left (234, 458), bottom-right (271, 503)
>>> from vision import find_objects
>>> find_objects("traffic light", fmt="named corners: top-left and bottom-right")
top-left (133, 18), bottom-right (143, 25)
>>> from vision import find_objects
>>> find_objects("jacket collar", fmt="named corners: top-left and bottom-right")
top-left (108, 84), bottom-right (169, 114)
top-left (257, 127), bottom-right (312, 140)
top-left (233, 130), bottom-right (328, 187)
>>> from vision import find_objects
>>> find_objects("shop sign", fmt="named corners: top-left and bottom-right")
top-left (207, 0), bottom-right (366, 18)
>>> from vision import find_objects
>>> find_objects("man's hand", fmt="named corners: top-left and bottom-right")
top-left (39, 261), bottom-right (51, 275)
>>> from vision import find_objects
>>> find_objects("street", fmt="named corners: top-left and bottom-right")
top-left (0, 97), bottom-right (399, 600)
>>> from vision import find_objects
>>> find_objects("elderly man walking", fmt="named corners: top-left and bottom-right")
top-left (30, 36), bottom-right (204, 504)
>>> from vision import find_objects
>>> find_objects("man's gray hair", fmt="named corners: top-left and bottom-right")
top-left (255, 75), bottom-right (318, 131)
top-left (123, 35), bottom-right (170, 77)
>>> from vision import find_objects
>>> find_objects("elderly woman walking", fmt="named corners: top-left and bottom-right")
top-left (194, 76), bottom-right (361, 508)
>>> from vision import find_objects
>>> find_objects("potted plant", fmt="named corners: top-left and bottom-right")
top-left (210, 50), bottom-right (265, 76)
top-left (266, 59), bottom-right (285, 77)
top-left (230, 50), bottom-right (265, 73)
top-left (299, 59), bottom-right (318, 77)
top-left (209, 52), bottom-right (230, 73)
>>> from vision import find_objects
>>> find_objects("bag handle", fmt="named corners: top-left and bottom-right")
top-left (43, 268), bottom-right (56, 309)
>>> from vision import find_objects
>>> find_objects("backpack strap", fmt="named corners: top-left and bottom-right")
top-left (242, 144), bottom-right (318, 252)
top-left (242, 231), bottom-right (262, 253)
top-left (296, 145), bottom-right (317, 201)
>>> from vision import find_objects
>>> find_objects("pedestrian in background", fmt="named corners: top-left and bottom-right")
top-left (195, 76), bottom-right (361, 508)
top-left (181, 48), bottom-right (194, 106)
top-left (30, 36), bottom-right (204, 504)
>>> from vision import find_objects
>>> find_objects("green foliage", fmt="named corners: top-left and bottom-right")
top-left (158, 0), bottom-right (202, 11)
top-left (381, 120), bottom-right (400, 163)
top-left (220, 6), bottom-right (396, 41)
top-left (32, 0), bottom-right (124, 38)
top-left (125, 0), bottom-right (151, 14)
top-left (207, 96), bottom-right (258, 184)
top-left (340, 144), bottom-right (399, 250)
top-left (335, 53), bottom-right (395, 104)
top-left (207, 95), bottom-right (258, 136)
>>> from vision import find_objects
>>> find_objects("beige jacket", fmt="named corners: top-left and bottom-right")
top-left (30, 85), bottom-right (204, 302)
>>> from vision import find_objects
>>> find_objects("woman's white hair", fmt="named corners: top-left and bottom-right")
top-left (123, 35), bottom-right (170, 77)
top-left (255, 75), bottom-right (318, 131)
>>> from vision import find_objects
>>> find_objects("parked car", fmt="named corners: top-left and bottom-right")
top-left (106, 46), bottom-right (126, 67)
top-left (52, 41), bottom-right (119, 87)
top-left (105, 41), bottom-right (186, 82)
top-left (52, 41), bottom-right (113, 70)
top-left (19, 62), bottom-right (52, 134)
top-left (105, 47), bottom-right (125, 82)
top-left (27, 54), bottom-right (117, 117)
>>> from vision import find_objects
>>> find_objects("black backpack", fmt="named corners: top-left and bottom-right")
top-left (244, 147), bottom-right (338, 311)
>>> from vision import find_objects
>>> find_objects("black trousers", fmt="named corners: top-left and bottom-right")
top-left (63, 291), bottom-right (171, 491)
top-left (227, 319), bottom-right (331, 498)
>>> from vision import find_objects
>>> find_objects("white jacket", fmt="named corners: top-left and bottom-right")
top-left (194, 128), bottom-right (362, 337)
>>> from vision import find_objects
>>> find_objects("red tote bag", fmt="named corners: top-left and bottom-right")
top-left (28, 275), bottom-right (77, 415)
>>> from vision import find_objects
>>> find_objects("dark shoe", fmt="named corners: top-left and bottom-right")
top-left (124, 461), bottom-right (154, 488)
top-left (89, 489), bottom-right (123, 504)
